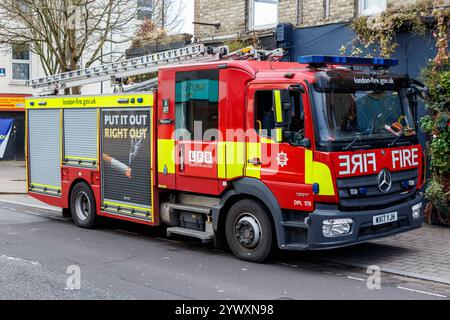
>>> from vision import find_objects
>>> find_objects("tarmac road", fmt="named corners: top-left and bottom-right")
top-left (0, 201), bottom-right (448, 300)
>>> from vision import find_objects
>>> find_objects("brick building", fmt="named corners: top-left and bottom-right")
top-left (0, 44), bottom-right (45, 161)
top-left (193, 0), bottom-right (448, 79)
top-left (194, 0), bottom-right (448, 42)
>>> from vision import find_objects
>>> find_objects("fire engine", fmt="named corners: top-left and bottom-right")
top-left (25, 45), bottom-right (427, 262)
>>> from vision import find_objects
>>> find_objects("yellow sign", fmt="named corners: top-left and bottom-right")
top-left (26, 94), bottom-right (154, 109)
top-left (0, 97), bottom-right (26, 110)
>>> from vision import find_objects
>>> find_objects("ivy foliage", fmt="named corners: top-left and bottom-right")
top-left (344, 0), bottom-right (450, 223)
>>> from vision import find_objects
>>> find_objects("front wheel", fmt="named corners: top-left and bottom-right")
top-left (70, 182), bottom-right (98, 229)
top-left (225, 199), bottom-right (274, 263)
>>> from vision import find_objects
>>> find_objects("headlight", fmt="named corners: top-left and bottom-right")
top-left (322, 219), bottom-right (354, 238)
top-left (412, 203), bottom-right (423, 219)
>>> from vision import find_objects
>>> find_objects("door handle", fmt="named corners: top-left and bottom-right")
top-left (248, 158), bottom-right (262, 166)
top-left (159, 119), bottom-right (173, 125)
top-left (180, 145), bottom-right (185, 172)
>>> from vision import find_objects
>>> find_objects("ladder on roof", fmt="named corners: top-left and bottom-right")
top-left (27, 44), bottom-right (284, 95)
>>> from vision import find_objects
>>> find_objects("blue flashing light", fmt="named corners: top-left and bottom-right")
top-left (299, 55), bottom-right (399, 68)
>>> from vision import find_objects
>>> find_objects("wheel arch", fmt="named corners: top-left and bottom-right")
top-left (64, 178), bottom-right (95, 209)
top-left (212, 178), bottom-right (285, 248)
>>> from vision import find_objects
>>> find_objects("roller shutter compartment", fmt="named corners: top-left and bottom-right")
top-left (28, 109), bottom-right (61, 196)
top-left (63, 109), bottom-right (98, 168)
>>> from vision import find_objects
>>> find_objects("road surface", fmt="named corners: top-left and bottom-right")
top-left (0, 201), bottom-right (448, 300)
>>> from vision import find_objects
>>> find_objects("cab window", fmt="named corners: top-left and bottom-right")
top-left (175, 70), bottom-right (219, 141)
top-left (254, 89), bottom-right (304, 139)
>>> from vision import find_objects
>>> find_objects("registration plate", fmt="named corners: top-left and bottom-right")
top-left (373, 212), bottom-right (398, 226)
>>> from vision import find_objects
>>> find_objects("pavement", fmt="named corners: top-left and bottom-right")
top-left (1, 160), bottom-right (450, 292)
top-left (0, 161), bottom-right (26, 194)
top-left (310, 226), bottom-right (450, 285)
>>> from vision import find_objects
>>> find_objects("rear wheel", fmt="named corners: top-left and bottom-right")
top-left (70, 182), bottom-right (98, 229)
top-left (225, 199), bottom-right (274, 263)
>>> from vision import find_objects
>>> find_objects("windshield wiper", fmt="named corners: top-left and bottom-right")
top-left (389, 132), bottom-right (404, 147)
top-left (343, 135), bottom-right (362, 151)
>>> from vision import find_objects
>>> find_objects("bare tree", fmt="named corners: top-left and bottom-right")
top-left (0, 0), bottom-right (138, 94)
top-left (150, 0), bottom-right (185, 34)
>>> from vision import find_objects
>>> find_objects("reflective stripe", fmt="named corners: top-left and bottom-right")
top-left (305, 150), bottom-right (335, 196)
top-left (65, 156), bottom-right (98, 161)
top-left (30, 183), bottom-right (61, 191)
top-left (274, 90), bottom-right (283, 123)
top-left (218, 142), bottom-right (226, 179)
top-left (218, 142), bottom-right (246, 179)
top-left (104, 201), bottom-right (152, 213)
top-left (275, 128), bottom-right (283, 142)
top-left (26, 94), bottom-right (154, 109)
top-left (157, 139), bottom-right (176, 174)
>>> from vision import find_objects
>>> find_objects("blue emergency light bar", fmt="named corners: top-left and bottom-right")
top-left (299, 55), bottom-right (399, 67)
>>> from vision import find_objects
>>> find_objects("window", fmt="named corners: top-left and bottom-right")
top-left (249, 0), bottom-right (279, 30)
top-left (137, 0), bottom-right (153, 20)
top-left (255, 90), bottom-right (304, 140)
top-left (359, 0), bottom-right (387, 16)
top-left (312, 89), bottom-right (416, 146)
top-left (175, 70), bottom-right (219, 141)
top-left (12, 43), bottom-right (30, 81)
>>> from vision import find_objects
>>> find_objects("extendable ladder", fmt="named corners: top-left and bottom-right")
top-left (27, 44), bottom-right (284, 95)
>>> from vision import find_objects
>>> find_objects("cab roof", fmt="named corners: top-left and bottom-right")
top-left (160, 60), bottom-right (314, 81)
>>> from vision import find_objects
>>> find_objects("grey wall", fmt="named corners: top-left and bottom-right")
top-left (287, 23), bottom-right (437, 79)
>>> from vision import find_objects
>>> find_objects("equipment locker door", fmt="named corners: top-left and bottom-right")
top-left (100, 102), bottom-right (154, 223)
top-left (28, 109), bottom-right (61, 196)
top-left (173, 69), bottom-right (220, 194)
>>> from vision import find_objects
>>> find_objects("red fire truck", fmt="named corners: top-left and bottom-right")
top-left (25, 46), bottom-right (426, 262)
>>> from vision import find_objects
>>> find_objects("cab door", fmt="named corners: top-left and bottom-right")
top-left (174, 69), bottom-right (221, 195)
top-left (246, 83), bottom-right (315, 212)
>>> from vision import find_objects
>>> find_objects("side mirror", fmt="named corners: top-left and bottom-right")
top-left (286, 132), bottom-right (311, 148)
top-left (289, 84), bottom-right (306, 94)
top-left (301, 138), bottom-right (311, 148)
top-left (411, 79), bottom-right (431, 101)
top-left (407, 87), bottom-right (419, 123)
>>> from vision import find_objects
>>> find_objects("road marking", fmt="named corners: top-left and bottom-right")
top-left (397, 286), bottom-right (447, 298)
top-left (0, 199), bottom-right (60, 212)
top-left (347, 276), bottom-right (365, 282)
top-left (0, 254), bottom-right (40, 266)
top-left (277, 262), bottom-right (299, 268)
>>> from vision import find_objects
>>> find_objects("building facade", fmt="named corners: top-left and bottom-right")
top-left (194, 0), bottom-right (448, 78)
top-left (194, 0), bottom-right (448, 41)
top-left (0, 44), bottom-right (45, 161)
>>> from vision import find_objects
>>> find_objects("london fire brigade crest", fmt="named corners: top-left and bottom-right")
top-left (276, 152), bottom-right (289, 168)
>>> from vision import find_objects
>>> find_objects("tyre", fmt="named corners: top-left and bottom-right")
top-left (225, 199), bottom-right (274, 263)
top-left (70, 182), bottom-right (98, 229)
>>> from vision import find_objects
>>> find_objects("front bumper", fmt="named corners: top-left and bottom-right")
top-left (282, 195), bottom-right (424, 251)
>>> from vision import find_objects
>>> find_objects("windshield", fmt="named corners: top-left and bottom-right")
top-left (312, 88), bottom-right (417, 148)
